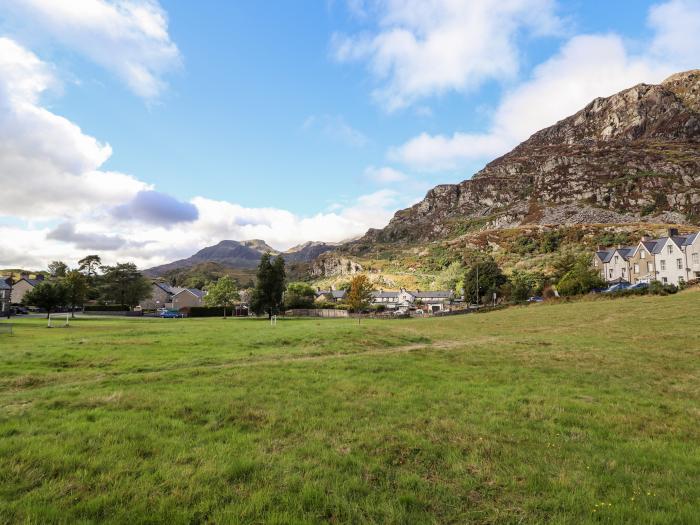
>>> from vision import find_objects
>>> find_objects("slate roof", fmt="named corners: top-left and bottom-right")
top-left (316, 290), bottom-right (347, 299)
top-left (595, 250), bottom-right (614, 263)
top-left (371, 291), bottom-right (399, 298)
top-left (414, 291), bottom-right (453, 299)
top-left (0, 280), bottom-right (11, 291)
top-left (683, 232), bottom-right (699, 246)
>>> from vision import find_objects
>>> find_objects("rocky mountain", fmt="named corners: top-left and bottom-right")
top-left (355, 70), bottom-right (700, 247)
top-left (145, 239), bottom-right (336, 277)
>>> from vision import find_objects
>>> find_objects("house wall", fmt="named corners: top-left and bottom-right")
top-left (140, 284), bottom-right (172, 310)
top-left (172, 291), bottom-right (203, 310)
top-left (606, 250), bottom-right (630, 282)
top-left (1, 289), bottom-right (9, 313)
top-left (10, 280), bottom-right (34, 304)
top-left (592, 254), bottom-right (608, 281)
top-left (686, 237), bottom-right (700, 280)
top-left (654, 238), bottom-right (687, 284)
top-left (628, 245), bottom-right (655, 283)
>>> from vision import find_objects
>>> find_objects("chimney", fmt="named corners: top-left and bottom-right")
top-left (597, 245), bottom-right (605, 251)
top-left (20, 272), bottom-right (29, 280)
top-left (35, 274), bottom-right (45, 281)
top-left (668, 228), bottom-right (679, 237)
top-left (641, 236), bottom-right (649, 242)
top-left (617, 244), bottom-right (622, 249)
top-left (316, 287), bottom-right (320, 292)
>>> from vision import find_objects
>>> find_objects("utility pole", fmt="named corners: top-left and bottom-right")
top-left (476, 263), bottom-right (480, 306)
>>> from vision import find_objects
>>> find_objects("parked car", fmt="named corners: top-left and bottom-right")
top-left (10, 306), bottom-right (28, 315)
top-left (527, 296), bottom-right (544, 303)
top-left (159, 309), bottom-right (182, 318)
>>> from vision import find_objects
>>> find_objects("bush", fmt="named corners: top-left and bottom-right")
top-left (183, 306), bottom-right (248, 317)
top-left (83, 304), bottom-right (129, 311)
top-left (557, 262), bottom-right (605, 297)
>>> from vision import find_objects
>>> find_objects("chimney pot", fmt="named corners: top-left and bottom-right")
top-left (641, 236), bottom-right (649, 242)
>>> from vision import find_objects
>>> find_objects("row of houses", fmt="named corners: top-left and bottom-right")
top-left (139, 282), bottom-right (205, 310)
top-left (315, 287), bottom-right (456, 313)
top-left (594, 228), bottom-right (700, 285)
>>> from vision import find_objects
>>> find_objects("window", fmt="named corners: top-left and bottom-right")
top-left (640, 250), bottom-right (646, 259)
top-left (609, 269), bottom-right (613, 278)
top-left (660, 260), bottom-right (666, 271)
top-left (647, 262), bottom-right (654, 273)
top-left (693, 252), bottom-right (699, 265)
top-left (614, 256), bottom-right (619, 264)
top-left (662, 277), bottom-right (668, 284)
top-left (594, 259), bottom-right (598, 267)
top-left (668, 245), bottom-right (673, 254)
top-left (634, 264), bottom-right (639, 274)
top-left (621, 268), bottom-right (626, 277)
top-left (677, 258), bottom-right (683, 270)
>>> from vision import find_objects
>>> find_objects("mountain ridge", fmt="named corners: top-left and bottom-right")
top-left (352, 69), bottom-right (700, 248)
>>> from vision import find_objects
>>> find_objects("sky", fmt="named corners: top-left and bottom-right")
top-left (0, 0), bottom-right (699, 270)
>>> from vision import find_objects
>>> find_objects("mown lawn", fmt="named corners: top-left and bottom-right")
top-left (1, 291), bottom-right (699, 524)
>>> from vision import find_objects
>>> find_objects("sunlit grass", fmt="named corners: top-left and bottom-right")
top-left (1, 290), bottom-right (699, 523)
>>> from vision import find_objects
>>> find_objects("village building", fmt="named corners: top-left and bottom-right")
top-left (371, 288), bottom-right (454, 313)
top-left (10, 275), bottom-right (45, 304)
top-left (314, 288), bottom-right (347, 303)
top-left (139, 282), bottom-right (205, 310)
top-left (0, 279), bottom-right (11, 316)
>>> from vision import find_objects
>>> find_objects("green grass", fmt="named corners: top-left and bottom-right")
top-left (1, 292), bottom-right (699, 524)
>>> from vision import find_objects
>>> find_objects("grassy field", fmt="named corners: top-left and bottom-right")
top-left (1, 292), bottom-right (699, 524)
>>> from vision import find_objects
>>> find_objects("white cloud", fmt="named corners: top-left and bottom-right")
top-left (364, 165), bottom-right (407, 182)
top-left (390, 0), bottom-right (700, 172)
top-left (2, 0), bottom-right (181, 99)
top-left (332, 0), bottom-right (561, 111)
top-left (0, 37), bottom-right (148, 219)
top-left (302, 114), bottom-right (369, 147)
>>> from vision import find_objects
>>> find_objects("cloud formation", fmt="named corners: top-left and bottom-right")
top-left (364, 165), bottom-right (407, 183)
top-left (0, 37), bottom-right (148, 219)
top-left (332, 0), bottom-right (561, 111)
top-left (388, 0), bottom-right (700, 172)
top-left (47, 222), bottom-right (127, 250)
top-left (112, 190), bottom-right (199, 226)
top-left (2, 0), bottom-right (181, 99)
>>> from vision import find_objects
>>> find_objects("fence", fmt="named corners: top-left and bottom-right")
top-left (284, 309), bottom-right (349, 318)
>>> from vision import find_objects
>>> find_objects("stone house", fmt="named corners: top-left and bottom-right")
top-left (0, 279), bottom-right (11, 316)
top-left (10, 275), bottom-right (45, 304)
top-left (140, 282), bottom-right (205, 310)
top-left (652, 233), bottom-right (689, 285)
top-left (371, 288), bottom-right (454, 313)
top-left (683, 231), bottom-right (700, 280)
top-left (594, 246), bottom-right (633, 283)
top-left (627, 237), bottom-right (658, 284)
top-left (314, 288), bottom-right (347, 303)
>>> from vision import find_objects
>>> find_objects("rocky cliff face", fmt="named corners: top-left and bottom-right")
top-left (358, 70), bottom-right (700, 246)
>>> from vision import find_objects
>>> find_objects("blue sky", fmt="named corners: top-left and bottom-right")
top-left (0, 0), bottom-right (698, 268)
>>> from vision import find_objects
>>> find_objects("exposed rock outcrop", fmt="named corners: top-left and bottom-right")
top-left (354, 70), bottom-right (700, 247)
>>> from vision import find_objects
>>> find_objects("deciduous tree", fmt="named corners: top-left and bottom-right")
top-left (62, 270), bottom-right (88, 318)
top-left (205, 276), bottom-right (240, 318)
top-left (346, 274), bottom-right (374, 323)
top-left (23, 282), bottom-right (68, 320)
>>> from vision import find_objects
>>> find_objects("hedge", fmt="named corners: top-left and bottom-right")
top-left (84, 305), bottom-right (130, 312)
top-left (181, 306), bottom-right (249, 317)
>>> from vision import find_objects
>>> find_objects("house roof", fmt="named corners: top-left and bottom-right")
top-left (154, 282), bottom-right (176, 294)
top-left (683, 232), bottom-right (699, 246)
top-left (0, 280), bottom-right (10, 290)
top-left (316, 290), bottom-right (347, 299)
top-left (414, 291), bottom-right (453, 299)
top-left (371, 291), bottom-right (399, 298)
top-left (595, 250), bottom-right (614, 263)
top-left (23, 278), bottom-right (45, 287)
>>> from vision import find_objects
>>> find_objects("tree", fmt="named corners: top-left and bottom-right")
top-left (23, 282), bottom-right (68, 320)
top-left (556, 258), bottom-right (606, 297)
top-left (62, 270), bottom-right (88, 318)
top-left (346, 274), bottom-right (374, 323)
top-left (48, 260), bottom-right (69, 278)
top-left (507, 270), bottom-right (545, 302)
top-left (78, 255), bottom-right (102, 277)
top-left (250, 253), bottom-right (286, 318)
top-left (463, 256), bottom-right (506, 304)
top-left (431, 261), bottom-right (464, 292)
top-left (205, 276), bottom-right (240, 318)
top-left (284, 282), bottom-right (316, 309)
top-left (99, 263), bottom-right (152, 308)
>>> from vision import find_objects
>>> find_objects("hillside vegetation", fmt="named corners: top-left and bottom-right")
top-left (1, 290), bottom-right (699, 523)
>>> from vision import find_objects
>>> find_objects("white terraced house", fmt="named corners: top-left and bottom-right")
top-left (371, 288), bottom-right (454, 313)
top-left (595, 228), bottom-right (700, 285)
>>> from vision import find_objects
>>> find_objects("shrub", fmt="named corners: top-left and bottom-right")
top-left (183, 306), bottom-right (248, 317)
top-left (83, 304), bottom-right (130, 311)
